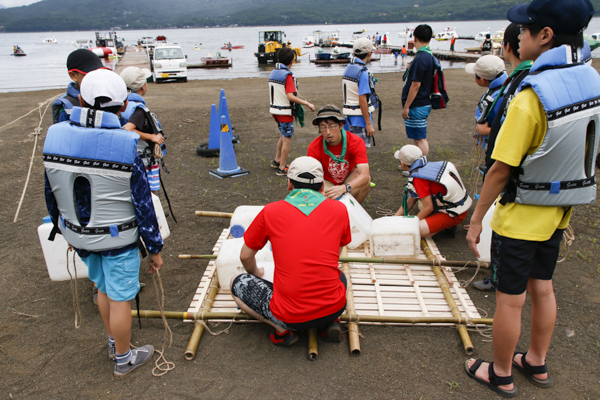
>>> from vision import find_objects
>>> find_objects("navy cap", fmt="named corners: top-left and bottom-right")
top-left (507, 0), bottom-right (594, 35)
top-left (66, 49), bottom-right (106, 74)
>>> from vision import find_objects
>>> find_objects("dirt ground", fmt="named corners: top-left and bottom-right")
top-left (1, 59), bottom-right (599, 400)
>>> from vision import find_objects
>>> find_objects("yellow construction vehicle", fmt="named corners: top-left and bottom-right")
top-left (254, 30), bottom-right (301, 64)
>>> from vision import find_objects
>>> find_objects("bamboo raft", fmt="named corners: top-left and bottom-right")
top-left (182, 228), bottom-right (486, 360)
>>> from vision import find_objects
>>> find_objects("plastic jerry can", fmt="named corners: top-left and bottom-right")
top-left (151, 193), bottom-right (170, 240)
top-left (37, 216), bottom-right (88, 281)
top-left (476, 201), bottom-right (496, 262)
top-left (368, 216), bottom-right (421, 257)
top-left (229, 205), bottom-right (264, 238)
top-left (338, 193), bottom-right (373, 249)
top-left (216, 237), bottom-right (274, 290)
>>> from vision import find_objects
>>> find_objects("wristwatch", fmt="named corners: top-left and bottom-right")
top-left (345, 184), bottom-right (352, 193)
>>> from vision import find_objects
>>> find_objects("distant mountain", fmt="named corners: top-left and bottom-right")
top-left (1, 0), bottom-right (599, 32)
top-left (0, 4), bottom-right (6, 9)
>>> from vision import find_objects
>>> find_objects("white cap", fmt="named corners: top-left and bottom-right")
top-left (80, 69), bottom-right (127, 108)
top-left (394, 145), bottom-right (423, 166)
top-left (465, 55), bottom-right (505, 81)
top-left (288, 156), bottom-right (324, 184)
top-left (353, 38), bottom-right (374, 56)
top-left (120, 67), bottom-right (152, 92)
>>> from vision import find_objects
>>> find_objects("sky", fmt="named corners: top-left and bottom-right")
top-left (0, 0), bottom-right (40, 7)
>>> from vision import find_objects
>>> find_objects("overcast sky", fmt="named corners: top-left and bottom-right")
top-left (1, 0), bottom-right (40, 7)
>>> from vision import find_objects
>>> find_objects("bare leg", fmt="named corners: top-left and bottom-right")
top-left (279, 136), bottom-right (292, 169)
top-left (419, 219), bottom-right (432, 238)
top-left (274, 136), bottom-right (283, 164)
top-left (108, 298), bottom-right (132, 355)
top-left (351, 183), bottom-right (370, 203)
top-left (97, 291), bottom-right (112, 338)
top-left (232, 295), bottom-right (286, 334)
top-left (413, 138), bottom-right (429, 156)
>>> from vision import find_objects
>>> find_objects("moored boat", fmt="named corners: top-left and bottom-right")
top-left (201, 52), bottom-right (230, 65)
top-left (435, 27), bottom-right (458, 41)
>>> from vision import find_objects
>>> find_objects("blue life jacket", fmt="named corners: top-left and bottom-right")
top-left (52, 82), bottom-right (80, 124)
top-left (121, 92), bottom-right (165, 164)
top-left (501, 45), bottom-right (600, 207)
top-left (475, 72), bottom-right (508, 124)
top-left (44, 107), bottom-right (141, 252)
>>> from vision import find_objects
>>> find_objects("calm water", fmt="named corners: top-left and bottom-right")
top-left (2, 19), bottom-right (600, 93)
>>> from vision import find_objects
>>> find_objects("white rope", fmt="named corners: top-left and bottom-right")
top-left (557, 224), bottom-right (575, 263)
top-left (65, 248), bottom-right (82, 329)
top-left (151, 270), bottom-right (175, 377)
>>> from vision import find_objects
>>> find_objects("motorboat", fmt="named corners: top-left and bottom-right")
top-left (156, 35), bottom-right (167, 43)
top-left (11, 45), bottom-right (26, 56)
top-left (302, 35), bottom-right (316, 48)
top-left (90, 31), bottom-right (119, 58)
top-left (435, 27), bottom-right (458, 41)
top-left (398, 27), bottom-right (415, 39)
top-left (201, 52), bottom-right (230, 65)
top-left (43, 37), bottom-right (57, 44)
top-left (73, 39), bottom-right (93, 49)
top-left (474, 29), bottom-right (491, 41)
top-left (493, 28), bottom-right (505, 43)
top-left (220, 43), bottom-right (244, 50)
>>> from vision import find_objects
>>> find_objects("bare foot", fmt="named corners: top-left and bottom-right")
top-left (513, 353), bottom-right (549, 381)
top-left (467, 359), bottom-right (515, 392)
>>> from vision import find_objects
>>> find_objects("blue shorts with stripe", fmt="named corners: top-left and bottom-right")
top-left (404, 105), bottom-right (431, 140)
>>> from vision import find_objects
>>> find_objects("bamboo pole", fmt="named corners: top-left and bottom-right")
top-left (178, 254), bottom-right (488, 268)
top-left (195, 211), bottom-right (234, 218)
top-left (308, 328), bottom-right (318, 360)
top-left (421, 239), bottom-right (474, 355)
top-left (341, 246), bottom-right (361, 356)
top-left (184, 275), bottom-right (220, 361)
top-left (132, 310), bottom-right (493, 325)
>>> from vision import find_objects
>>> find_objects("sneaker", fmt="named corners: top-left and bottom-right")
top-left (270, 329), bottom-right (298, 346)
top-left (270, 160), bottom-right (280, 169)
top-left (108, 344), bottom-right (116, 360)
top-left (321, 319), bottom-right (343, 342)
top-left (114, 345), bottom-right (154, 377)
top-left (402, 170), bottom-right (410, 177)
top-left (275, 166), bottom-right (289, 176)
top-left (473, 279), bottom-right (494, 291)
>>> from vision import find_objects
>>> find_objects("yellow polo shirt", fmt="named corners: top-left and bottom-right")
top-left (490, 88), bottom-right (571, 241)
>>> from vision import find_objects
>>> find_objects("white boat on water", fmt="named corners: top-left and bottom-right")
top-left (474, 28), bottom-right (491, 41)
top-left (435, 27), bottom-right (458, 41)
top-left (43, 37), bottom-right (57, 44)
top-left (590, 32), bottom-right (600, 40)
top-left (398, 27), bottom-right (415, 39)
top-left (493, 27), bottom-right (505, 43)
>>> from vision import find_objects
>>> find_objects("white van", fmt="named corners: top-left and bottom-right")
top-left (152, 44), bottom-right (187, 83)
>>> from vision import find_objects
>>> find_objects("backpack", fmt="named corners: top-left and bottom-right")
top-left (430, 56), bottom-right (449, 109)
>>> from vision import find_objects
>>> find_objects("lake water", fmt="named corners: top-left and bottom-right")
top-left (3, 18), bottom-right (600, 93)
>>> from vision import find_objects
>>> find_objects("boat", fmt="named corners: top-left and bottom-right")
top-left (156, 35), bottom-right (167, 43)
top-left (73, 39), bottom-right (94, 49)
top-left (435, 27), bottom-right (458, 41)
top-left (194, 44), bottom-right (201, 50)
top-left (313, 47), bottom-right (351, 60)
top-left (493, 28), bottom-right (505, 43)
top-left (11, 45), bottom-right (26, 56)
top-left (43, 37), bottom-right (57, 44)
top-left (353, 29), bottom-right (367, 35)
top-left (398, 27), bottom-right (415, 39)
top-left (474, 29), bottom-right (491, 41)
top-left (465, 42), bottom-right (502, 53)
top-left (220, 43), bottom-right (244, 50)
top-left (373, 47), bottom-right (393, 54)
top-left (201, 52), bottom-right (230, 65)
top-left (90, 31), bottom-right (119, 59)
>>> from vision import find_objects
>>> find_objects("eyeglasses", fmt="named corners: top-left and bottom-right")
top-left (519, 25), bottom-right (527, 35)
top-left (319, 124), bottom-right (340, 132)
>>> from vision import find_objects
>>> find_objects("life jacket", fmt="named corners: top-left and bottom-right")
top-left (500, 45), bottom-right (600, 207)
top-left (43, 107), bottom-right (140, 252)
top-left (342, 57), bottom-right (379, 116)
top-left (120, 93), bottom-right (165, 166)
top-left (482, 39), bottom-right (492, 52)
top-left (475, 72), bottom-right (507, 124)
top-left (269, 63), bottom-right (296, 116)
top-left (52, 82), bottom-right (80, 124)
top-left (407, 157), bottom-right (472, 217)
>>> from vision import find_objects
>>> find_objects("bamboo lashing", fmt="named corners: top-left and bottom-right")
top-left (308, 328), bottom-right (318, 360)
top-left (132, 310), bottom-right (494, 325)
top-left (184, 275), bottom-right (220, 361)
top-left (341, 247), bottom-right (361, 356)
top-left (195, 211), bottom-right (233, 218)
top-left (421, 239), bottom-right (474, 355)
top-left (178, 254), bottom-right (488, 268)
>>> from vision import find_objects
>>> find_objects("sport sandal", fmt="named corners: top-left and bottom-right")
top-left (464, 359), bottom-right (518, 398)
top-left (513, 351), bottom-right (553, 388)
top-left (270, 329), bottom-right (298, 346)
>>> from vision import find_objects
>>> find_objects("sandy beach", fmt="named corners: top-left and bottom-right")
top-left (1, 61), bottom-right (599, 399)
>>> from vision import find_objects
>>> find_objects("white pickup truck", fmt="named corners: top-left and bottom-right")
top-left (152, 44), bottom-right (187, 83)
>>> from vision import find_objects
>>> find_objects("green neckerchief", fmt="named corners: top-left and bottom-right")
top-left (285, 189), bottom-right (326, 216)
top-left (323, 128), bottom-right (348, 165)
top-left (403, 45), bottom-right (433, 81)
top-left (484, 60), bottom-right (533, 120)
top-left (295, 104), bottom-right (305, 127)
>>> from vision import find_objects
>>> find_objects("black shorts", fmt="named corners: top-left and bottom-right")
top-left (231, 273), bottom-right (347, 331)
top-left (490, 229), bottom-right (564, 295)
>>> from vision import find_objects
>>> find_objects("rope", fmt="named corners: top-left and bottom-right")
top-left (467, 135), bottom-right (484, 198)
top-left (65, 248), bottom-right (82, 329)
top-left (151, 270), bottom-right (175, 377)
top-left (13, 94), bottom-right (60, 223)
top-left (448, 260), bottom-right (481, 288)
top-left (194, 309), bottom-right (241, 336)
top-left (557, 224), bottom-right (575, 263)
top-left (375, 207), bottom-right (395, 217)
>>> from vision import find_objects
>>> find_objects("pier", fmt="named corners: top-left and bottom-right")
top-left (114, 47), bottom-right (151, 74)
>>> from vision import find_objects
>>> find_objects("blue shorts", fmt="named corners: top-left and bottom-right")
top-left (277, 121), bottom-right (294, 138)
top-left (404, 105), bottom-right (431, 140)
top-left (83, 248), bottom-right (141, 302)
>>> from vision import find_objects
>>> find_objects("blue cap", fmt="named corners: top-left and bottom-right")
top-left (507, 0), bottom-right (594, 35)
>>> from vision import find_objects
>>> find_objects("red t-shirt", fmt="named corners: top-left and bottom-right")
top-left (412, 178), bottom-right (447, 199)
top-left (273, 74), bottom-right (296, 124)
top-left (243, 199), bottom-right (351, 323)
top-left (307, 131), bottom-right (368, 185)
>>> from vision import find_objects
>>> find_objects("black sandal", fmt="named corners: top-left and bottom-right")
top-left (513, 351), bottom-right (553, 388)
top-left (465, 359), bottom-right (518, 398)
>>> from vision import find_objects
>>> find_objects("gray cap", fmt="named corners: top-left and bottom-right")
top-left (120, 67), bottom-right (152, 92)
top-left (353, 37), bottom-right (374, 56)
top-left (465, 55), bottom-right (505, 81)
top-left (394, 145), bottom-right (423, 167)
top-left (288, 156), bottom-right (324, 184)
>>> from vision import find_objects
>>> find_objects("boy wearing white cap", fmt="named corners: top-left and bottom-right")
top-left (394, 145), bottom-right (471, 237)
top-left (120, 66), bottom-right (165, 192)
top-left (231, 156), bottom-right (351, 346)
top-left (465, 0), bottom-right (599, 396)
top-left (43, 69), bottom-right (163, 377)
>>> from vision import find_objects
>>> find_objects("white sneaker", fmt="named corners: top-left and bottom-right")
top-left (402, 170), bottom-right (410, 177)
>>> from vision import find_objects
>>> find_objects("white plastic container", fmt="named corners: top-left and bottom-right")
top-left (338, 193), bottom-right (373, 249)
top-left (38, 216), bottom-right (88, 281)
top-left (368, 216), bottom-right (421, 258)
top-left (229, 205), bottom-right (264, 238)
top-left (476, 201), bottom-right (496, 262)
top-left (216, 237), bottom-right (274, 290)
top-left (151, 193), bottom-right (170, 240)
